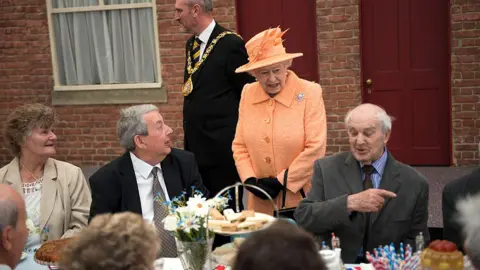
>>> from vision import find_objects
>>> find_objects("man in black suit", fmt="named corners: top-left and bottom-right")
top-left (89, 104), bottom-right (207, 258)
top-left (174, 0), bottom-right (254, 205)
top-left (443, 144), bottom-right (480, 252)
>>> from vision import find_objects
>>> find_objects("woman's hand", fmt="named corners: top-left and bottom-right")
top-left (244, 178), bottom-right (269, 200)
top-left (258, 177), bottom-right (283, 199)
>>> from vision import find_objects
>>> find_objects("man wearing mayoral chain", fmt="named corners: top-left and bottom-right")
top-left (174, 0), bottom-right (254, 207)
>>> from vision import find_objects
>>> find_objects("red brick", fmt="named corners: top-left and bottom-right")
top-left (454, 95), bottom-right (479, 103)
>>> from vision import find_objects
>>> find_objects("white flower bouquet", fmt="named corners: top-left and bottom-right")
top-left (161, 188), bottom-right (230, 242)
top-left (158, 188), bottom-right (230, 270)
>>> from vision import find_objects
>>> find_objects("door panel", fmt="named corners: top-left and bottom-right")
top-left (361, 0), bottom-right (450, 165)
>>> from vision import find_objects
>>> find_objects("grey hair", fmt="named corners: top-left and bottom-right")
top-left (187, 0), bottom-right (213, 12)
top-left (116, 104), bottom-right (158, 151)
top-left (0, 199), bottom-right (18, 241)
top-left (457, 194), bottom-right (480, 269)
top-left (344, 107), bottom-right (393, 134)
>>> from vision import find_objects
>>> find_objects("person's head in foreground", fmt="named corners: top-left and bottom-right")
top-left (0, 184), bottom-right (28, 269)
top-left (457, 193), bottom-right (480, 269)
top-left (345, 103), bottom-right (393, 165)
top-left (233, 220), bottom-right (326, 270)
top-left (59, 212), bottom-right (160, 270)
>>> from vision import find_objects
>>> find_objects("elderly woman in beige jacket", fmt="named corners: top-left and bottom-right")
top-left (0, 104), bottom-right (91, 254)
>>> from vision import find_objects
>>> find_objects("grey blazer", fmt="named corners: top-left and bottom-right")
top-left (294, 152), bottom-right (430, 263)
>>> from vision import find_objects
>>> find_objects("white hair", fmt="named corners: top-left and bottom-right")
top-left (344, 106), bottom-right (393, 134)
top-left (457, 194), bottom-right (480, 269)
top-left (187, 0), bottom-right (213, 12)
top-left (116, 104), bottom-right (158, 151)
top-left (0, 198), bottom-right (18, 241)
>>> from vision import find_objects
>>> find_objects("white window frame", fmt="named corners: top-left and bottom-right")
top-left (46, 0), bottom-right (163, 92)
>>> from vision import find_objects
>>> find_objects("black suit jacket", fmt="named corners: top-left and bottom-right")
top-left (442, 167), bottom-right (480, 251)
top-left (295, 152), bottom-right (430, 263)
top-left (88, 148), bottom-right (208, 221)
top-left (183, 23), bottom-right (254, 167)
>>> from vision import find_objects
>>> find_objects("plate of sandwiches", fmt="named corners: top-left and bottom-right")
top-left (207, 208), bottom-right (275, 236)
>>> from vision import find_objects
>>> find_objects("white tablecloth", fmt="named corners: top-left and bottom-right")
top-left (15, 254), bottom-right (365, 270)
top-left (156, 258), bottom-right (366, 270)
top-left (15, 248), bottom-right (49, 270)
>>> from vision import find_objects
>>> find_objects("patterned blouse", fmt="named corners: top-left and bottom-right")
top-left (23, 178), bottom-right (43, 252)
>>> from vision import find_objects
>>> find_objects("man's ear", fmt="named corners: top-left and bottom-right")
top-left (191, 3), bottom-right (201, 16)
top-left (1, 227), bottom-right (13, 251)
top-left (133, 135), bottom-right (145, 149)
top-left (384, 130), bottom-right (391, 144)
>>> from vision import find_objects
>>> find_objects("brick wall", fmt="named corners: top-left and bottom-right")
top-left (451, 0), bottom-right (480, 165)
top-left (0, 2), bottom-right (51, 165)
top-left (316, 0), bottom-right (362, 156)
top-left (0, 0), bottom-right (478, 167)
top-left (0, 0), bottom-right (237, 167)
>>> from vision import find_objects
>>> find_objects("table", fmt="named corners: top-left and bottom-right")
top-left (345, 264), bottom-right (373, 270)
top-left (15, 248), bottom-right (49, 270)
top-left (15, 254), bottom-right (366, 270)
top-left (156, 258), bottom-right (366, 270)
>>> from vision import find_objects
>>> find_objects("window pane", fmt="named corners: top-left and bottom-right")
top-left (104, 0), bottom-right (152, 4)
top-left (53, 8), bottom-right (157, 85)
top-left (52, 0), bottom-right (99, 8)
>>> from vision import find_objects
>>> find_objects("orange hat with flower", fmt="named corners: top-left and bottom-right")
top-left (235, 27), bottom-right (303, 73)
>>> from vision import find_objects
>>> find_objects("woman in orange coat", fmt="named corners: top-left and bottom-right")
top-left (232, 27), bottom-right (327, 215)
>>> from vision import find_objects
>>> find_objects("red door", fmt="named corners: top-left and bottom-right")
top-left (235, 0), bottom-right (319, 83)
top-left (360, 0), bottom-right (451, 165)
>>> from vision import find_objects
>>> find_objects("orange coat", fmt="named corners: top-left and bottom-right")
top-left (232, 71), bottom-right (327, 215)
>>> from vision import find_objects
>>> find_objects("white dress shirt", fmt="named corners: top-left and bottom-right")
top-left (129, 152), bottom-right (170, 223)
top-left (197, 19), bottom-right (216, 58)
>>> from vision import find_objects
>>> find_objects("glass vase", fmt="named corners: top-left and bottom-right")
top-left (176, 238), bottom-right (214, 270)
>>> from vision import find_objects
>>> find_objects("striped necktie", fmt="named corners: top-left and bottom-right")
top-left (191, 37), bottom-right (202, 68)
top-left (151, 167), bottom-right (177, 258)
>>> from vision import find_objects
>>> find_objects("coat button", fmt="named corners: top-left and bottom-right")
top-left (264, 136), bottom-right (270, 143)
top-left (265, 157), bottom-right (271, 164)
top-left (265, 117), bottom-right (271, 124)
top-left (268, 99), bottom-right (273, 106)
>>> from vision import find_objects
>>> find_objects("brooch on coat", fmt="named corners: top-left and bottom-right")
top-left (296, 92), bottom-right (305, 102)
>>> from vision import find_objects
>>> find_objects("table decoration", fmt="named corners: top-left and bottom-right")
top-left (161, 187), bottom-right (230, 270)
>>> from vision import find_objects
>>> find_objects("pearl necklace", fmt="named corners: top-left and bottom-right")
top-left (20, 161), bottom-right (43, 193)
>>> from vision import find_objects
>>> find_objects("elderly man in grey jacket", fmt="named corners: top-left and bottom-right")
top-left (0, 184), bottom-right (28, 270)
top-left (295, 103), bottom-right (430, 264)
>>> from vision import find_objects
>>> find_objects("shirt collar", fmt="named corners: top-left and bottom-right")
top-left (129, 152), bottom-right (161, 179)
top-left (360, 148), bottom-right (388, 177)
top-left (197, 20), bottom-right (216, 44)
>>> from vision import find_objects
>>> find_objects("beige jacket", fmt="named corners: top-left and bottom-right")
top-left (0, 157), bottom-right (91, 240)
